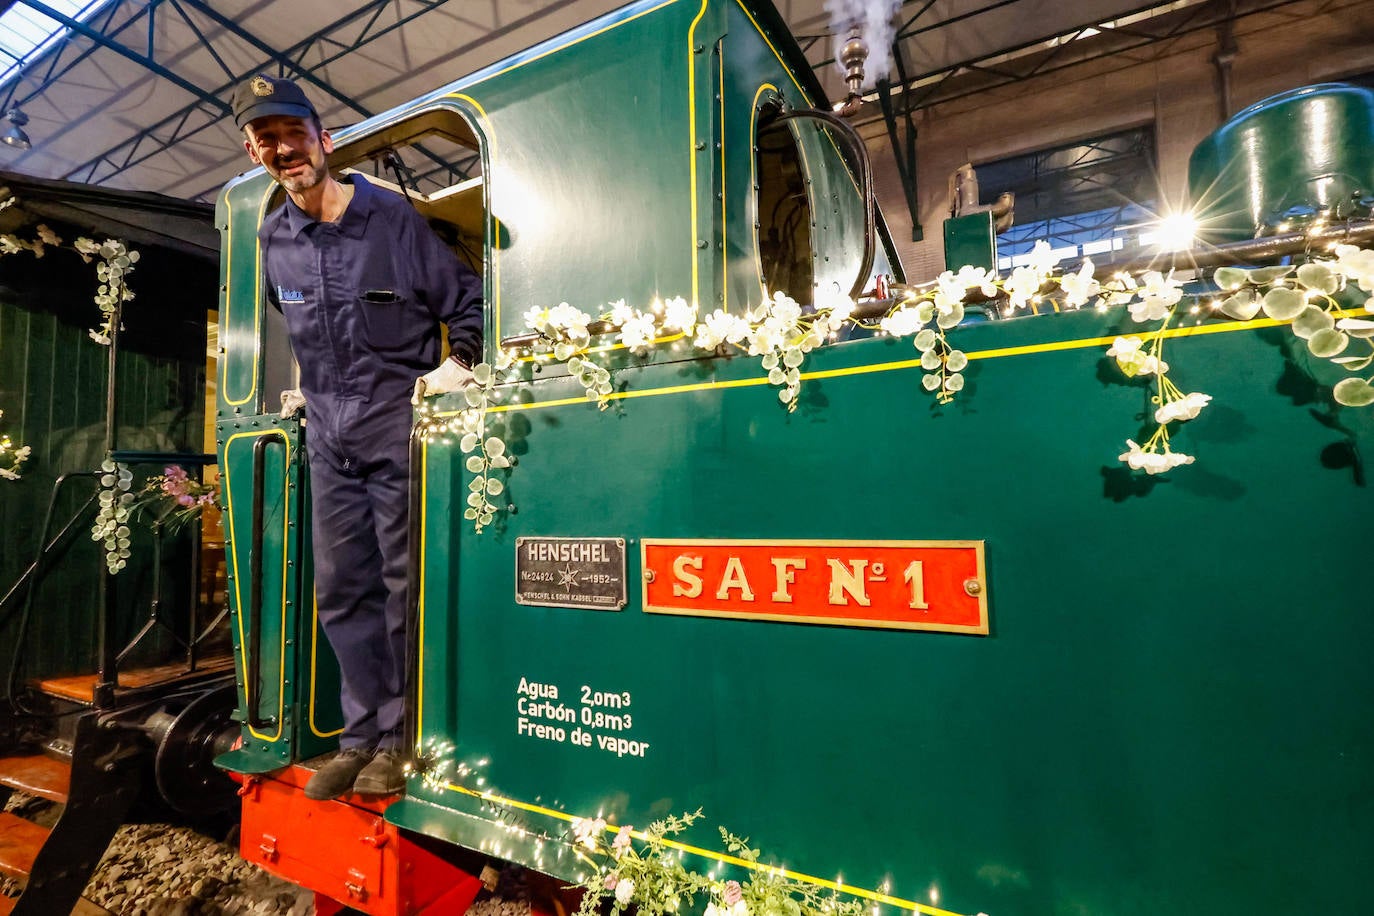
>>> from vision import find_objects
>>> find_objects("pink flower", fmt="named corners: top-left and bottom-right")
top-left (723, 881), bottom-right (743, 905)
top-left (604, 875), bottom-right (619, 891)
top-left (177, 494), bottom-right (194, 507)
top-left (197, 494), bottom-right (215, 507)
top-left (612, 826), bottom-right (633, 853)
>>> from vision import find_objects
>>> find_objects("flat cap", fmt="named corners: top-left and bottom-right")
top-left (232, 74), bottom-right (316, 129)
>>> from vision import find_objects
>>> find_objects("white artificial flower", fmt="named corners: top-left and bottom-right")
top-left (1060, 259), bottom-right (1100, 308)
top-left (1099, 271), bottom-right (1139, 307)
top-left (1027, 239), bottom-right (1060, 274)
top-left (571, 816), bottom-right (606, 850)
top-left (614, 878), bottom-right (635, 906)
top-left (523, 306), bottom-right (551, 332)
top-left (953, 264), bottom-right (998, 298)
top-left (1129, 271), bottom-right (1183, 322)
top-left (1334, 244), bottom-right (1374, 293)
top-left (879, 307), bottom-right (924, 337)
top-left (934, 271), bottom-right (969, 306)
top-left (662, 295), bottom-right (698, 334)
top-left (1118, 439), bottom-right (1194, 475)
top-left (619, 312), bottom-right (657, 351)
top-left (1005, 265), bottom-right (1043, 310)
top-left (1105, 336), bottom-right (1166, 376)
top-left (746, 321), bottom-right (783, 356)
top-left (814, 286), bottom-right (856, 330)
top-left (13, 446), bottom-right (30, 462)
top-left (88, 329), bottom-right (112, 346)
top-left (694, 309), bottom-right (750, 349)
top-left (608, 299), bottom-right (635, 326)
top-left (0, 467), bottom-right (18, 481)
top-left (1106, 335), bottom-right (1143, 360)
top-left (768, 290), bottom-right (802, 325)
top-left (727, 902), bottom-right (748, 916)
top-left (1164, 449), bottom-right (1196, 470)
top-left (1155, 391), bottom-right (1212, 424)
top-left (547, 303), bottom-right (592, 341)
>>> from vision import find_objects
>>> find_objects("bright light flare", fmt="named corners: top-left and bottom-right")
top-left (1151, 211), bottom-right (1198, 252)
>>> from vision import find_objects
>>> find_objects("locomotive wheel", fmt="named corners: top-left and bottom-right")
top-left (152, 683), bottom-right (240, 815)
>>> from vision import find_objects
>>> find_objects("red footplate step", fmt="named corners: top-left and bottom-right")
top-left (237, 766), bottom-right (484, 916)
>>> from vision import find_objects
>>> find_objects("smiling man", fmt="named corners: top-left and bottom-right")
top-left (232, 75), bottom-right (483, 800)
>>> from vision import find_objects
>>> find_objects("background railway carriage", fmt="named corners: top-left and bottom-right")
top-left (0, 174), bottom-right (240, 914)
top-left (213, 1), bottom-right (1374, 914)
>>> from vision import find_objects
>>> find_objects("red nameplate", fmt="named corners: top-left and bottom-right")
top-left (640, 539), bottom-right (988, 634)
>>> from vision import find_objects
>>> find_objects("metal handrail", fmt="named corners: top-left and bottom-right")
top-left (403, 424), bottom-right (424, 757)
top-left (247, 436), bottom-right (278, 730)
top-left (3, 472), bottom-right (101, 714)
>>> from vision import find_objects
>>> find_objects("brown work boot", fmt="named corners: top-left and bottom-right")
top-left (352, 748), bottom-right (407, 796)
top-left (303, 747), bottom-right (372, 800)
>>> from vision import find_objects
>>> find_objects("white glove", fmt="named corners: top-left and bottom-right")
top-left (280, 388), bottom-right (307, 419)
top-left (412, 358), bottom-right (475, 406)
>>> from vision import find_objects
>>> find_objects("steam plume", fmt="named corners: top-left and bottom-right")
top-left (825, 0), bottom-right (902, 88)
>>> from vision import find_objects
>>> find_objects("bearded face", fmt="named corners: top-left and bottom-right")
top-left (244, 115), bottom-right (334, 194)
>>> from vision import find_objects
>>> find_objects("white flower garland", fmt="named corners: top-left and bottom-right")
top-left (0, 196), bottom-right (140, 347)
top-left (0, 409), bottom-right (31, 481)
top-left (421, 240), bottom-right (1374, 530)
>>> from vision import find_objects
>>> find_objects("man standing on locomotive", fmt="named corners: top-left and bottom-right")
top-left (232, 75), bottom-right (483, 800)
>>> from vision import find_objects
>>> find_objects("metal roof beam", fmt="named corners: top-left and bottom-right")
top-left (2, 0), bottom-right (143, 113)
top-left (855, 0), bottom-right (1298, 118)
top-left (162, 0), bottom-right (469, 189)
top-left (13, 0), bottom-right (227, 113)
top-left (62, 0), bottom-right (454, 185)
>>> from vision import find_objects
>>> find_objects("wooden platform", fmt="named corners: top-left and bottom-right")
top-left (35, 654), bottom-right (235, 705)
top-left (0, 755), bottom-right (69, 805)
top-left (0, 812), bottom-right (48, 883)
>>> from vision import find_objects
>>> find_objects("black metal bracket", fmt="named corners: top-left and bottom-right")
top-left (876, 40), bottom-right (923, 242)
top-left (12, 712), bottom-right (143, 916)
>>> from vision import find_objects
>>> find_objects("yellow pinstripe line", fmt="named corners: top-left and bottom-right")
top-left (222, 429), bottom-right (290, 742)
top-left (731, 0), bottom-right (808, 100)
top-left (719, 42), bottom-right (727, 311)
top-left (221, 182), bottom-right (275, 407)
top-left (458, 314), bottom-right (1303, 417)
top-left (308, 587), bottom-right (343, 738)
top-left (749, 82), bottom-right (779, 296)
top-left (417, 440), bottom-right (428, 748)
top-left (441, 782), bottom-right (970, 916)
top-left (688, 0), bottom-right (710, 308)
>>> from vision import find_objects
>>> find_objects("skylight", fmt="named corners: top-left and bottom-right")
top-left (0, 0), bottom-right (114, 90)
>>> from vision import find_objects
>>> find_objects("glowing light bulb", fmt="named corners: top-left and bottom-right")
top-left (1155, 211), bottom-right (1197, 252)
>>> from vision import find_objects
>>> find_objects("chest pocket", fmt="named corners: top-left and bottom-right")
top-left (358, 289), bottom-right (431, 358)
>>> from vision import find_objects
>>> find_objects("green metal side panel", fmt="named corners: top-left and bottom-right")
top-left (216, 175), bottom-right (278, 420)
top-left (944, 212), bottom-right (996, 273)
top-left (396, 305), bottom-right (1373, 916)
top-left (215, 418), bottom-right (343, 772)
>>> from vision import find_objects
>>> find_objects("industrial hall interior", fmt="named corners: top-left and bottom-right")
top-left (0, 1), bottom-right (1370, 915)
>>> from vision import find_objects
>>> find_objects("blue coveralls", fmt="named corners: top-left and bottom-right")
top-left (261, 174), bottom-right (483, 750)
